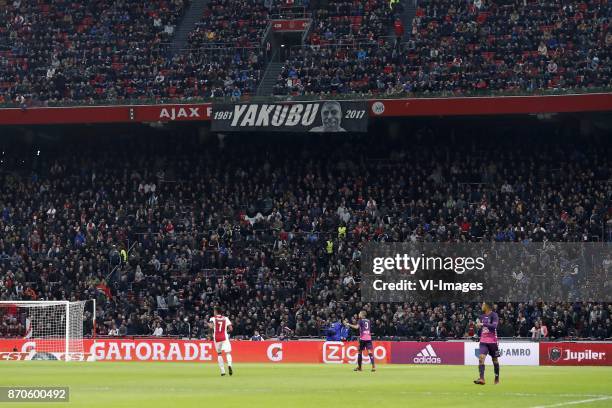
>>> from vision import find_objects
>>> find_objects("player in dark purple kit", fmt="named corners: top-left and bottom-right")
top-left (344, 311), bottom-right (376, 372)
top-left (474, 302), bottom-right (500, 385)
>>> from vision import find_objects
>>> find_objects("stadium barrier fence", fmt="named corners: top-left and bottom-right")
top-left (0, 339), bottom-right (610, 365)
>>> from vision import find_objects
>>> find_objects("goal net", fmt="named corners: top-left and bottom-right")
top-left (0, 301), bottom-right (93, 361)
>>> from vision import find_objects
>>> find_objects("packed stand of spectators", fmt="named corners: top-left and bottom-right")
top-left (188, 0), bottom-right (269, 48)
top-left (405, 0), bottom-right (611, 93)
top-left (160, 47), bottom-right (265, 100)
top-left (181, 0), bottom-right (278, 99)
top-left (306, 0), bottom-right (399, 45)
top-left (2, 0), bottom-right (610, 102)
top-left (275, 0), bottom-right (612, 96)
top-left (0, 128), bottom-right (610, 340)
top-left (274, 41), bottom-right (407, 95)
top-left (0, 0), bottom-right (265, 102)
top-left (0, 0), bottom-right (189, 104)
top-left (274, 0), bottom-right (403, 95)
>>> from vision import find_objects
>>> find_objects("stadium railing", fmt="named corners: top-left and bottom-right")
top-left (1, 87), bottom-right (611, 109)
top-left (82, 334), bottom-right (612, 341)
top-left (270, 6), bottom-right (309, 19)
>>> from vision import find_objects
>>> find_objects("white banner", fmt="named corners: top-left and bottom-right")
top-left (464, 341), bottom-right (539, 366)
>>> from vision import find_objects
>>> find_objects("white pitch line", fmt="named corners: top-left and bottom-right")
top-left (531, 396), bottom-right (612, 408)
top-left (75, 387), bottom-right (609, 401)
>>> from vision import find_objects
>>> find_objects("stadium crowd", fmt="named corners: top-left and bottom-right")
top-left (307, 0), bottom-right (398, 45)
top-left (0, 129), bottom-right (610, 340)
top-left (188, 0), bottom-right (269, 47)
top-left (0, 0), bottom-right (190, 104)
top-left (274, 0), bottom-right (402, 95)
top-left (2, 0), bottom-right (610, 103)
top-left (0, 0), bottom-right (263, 102)
top-left (179, 0), bottom-right (275, 99)
top-left (274, 0), bottom-right (611, 96)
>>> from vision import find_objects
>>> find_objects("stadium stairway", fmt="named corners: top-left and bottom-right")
top-left (399, 0), bottom-right (417, 40)
top-left (167, 0), bottom-right (210, 57)
top-left (256, 61), bottom-right (283, 97)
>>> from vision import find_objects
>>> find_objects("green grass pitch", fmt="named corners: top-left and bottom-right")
top-left (1, 363), bottom-right (611, 408)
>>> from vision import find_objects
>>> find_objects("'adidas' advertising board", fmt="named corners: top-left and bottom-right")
top-left (390, 342), bottom-right (464, 365)
top-left (414, 344), bottom-right (442, 364)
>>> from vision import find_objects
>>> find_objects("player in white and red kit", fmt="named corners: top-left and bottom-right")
top-left (474, 302), bottom-right (500, 385)
top-left (208, 306), bottom-right (234, 376)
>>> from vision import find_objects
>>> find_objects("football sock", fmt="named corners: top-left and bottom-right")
top-left (218, 355), bottom-right (225, 374)
top-left (479, 364), bottom-right (485, 379)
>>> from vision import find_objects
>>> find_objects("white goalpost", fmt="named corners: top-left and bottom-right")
top-left (0, 300), bottom-right (95, 361)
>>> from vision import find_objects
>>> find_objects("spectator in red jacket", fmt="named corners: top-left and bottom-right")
top-left (394, 18), bottom-right (404, 40)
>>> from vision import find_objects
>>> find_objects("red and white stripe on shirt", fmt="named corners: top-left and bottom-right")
top-left (209, 315), bottom-right (231, 342)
